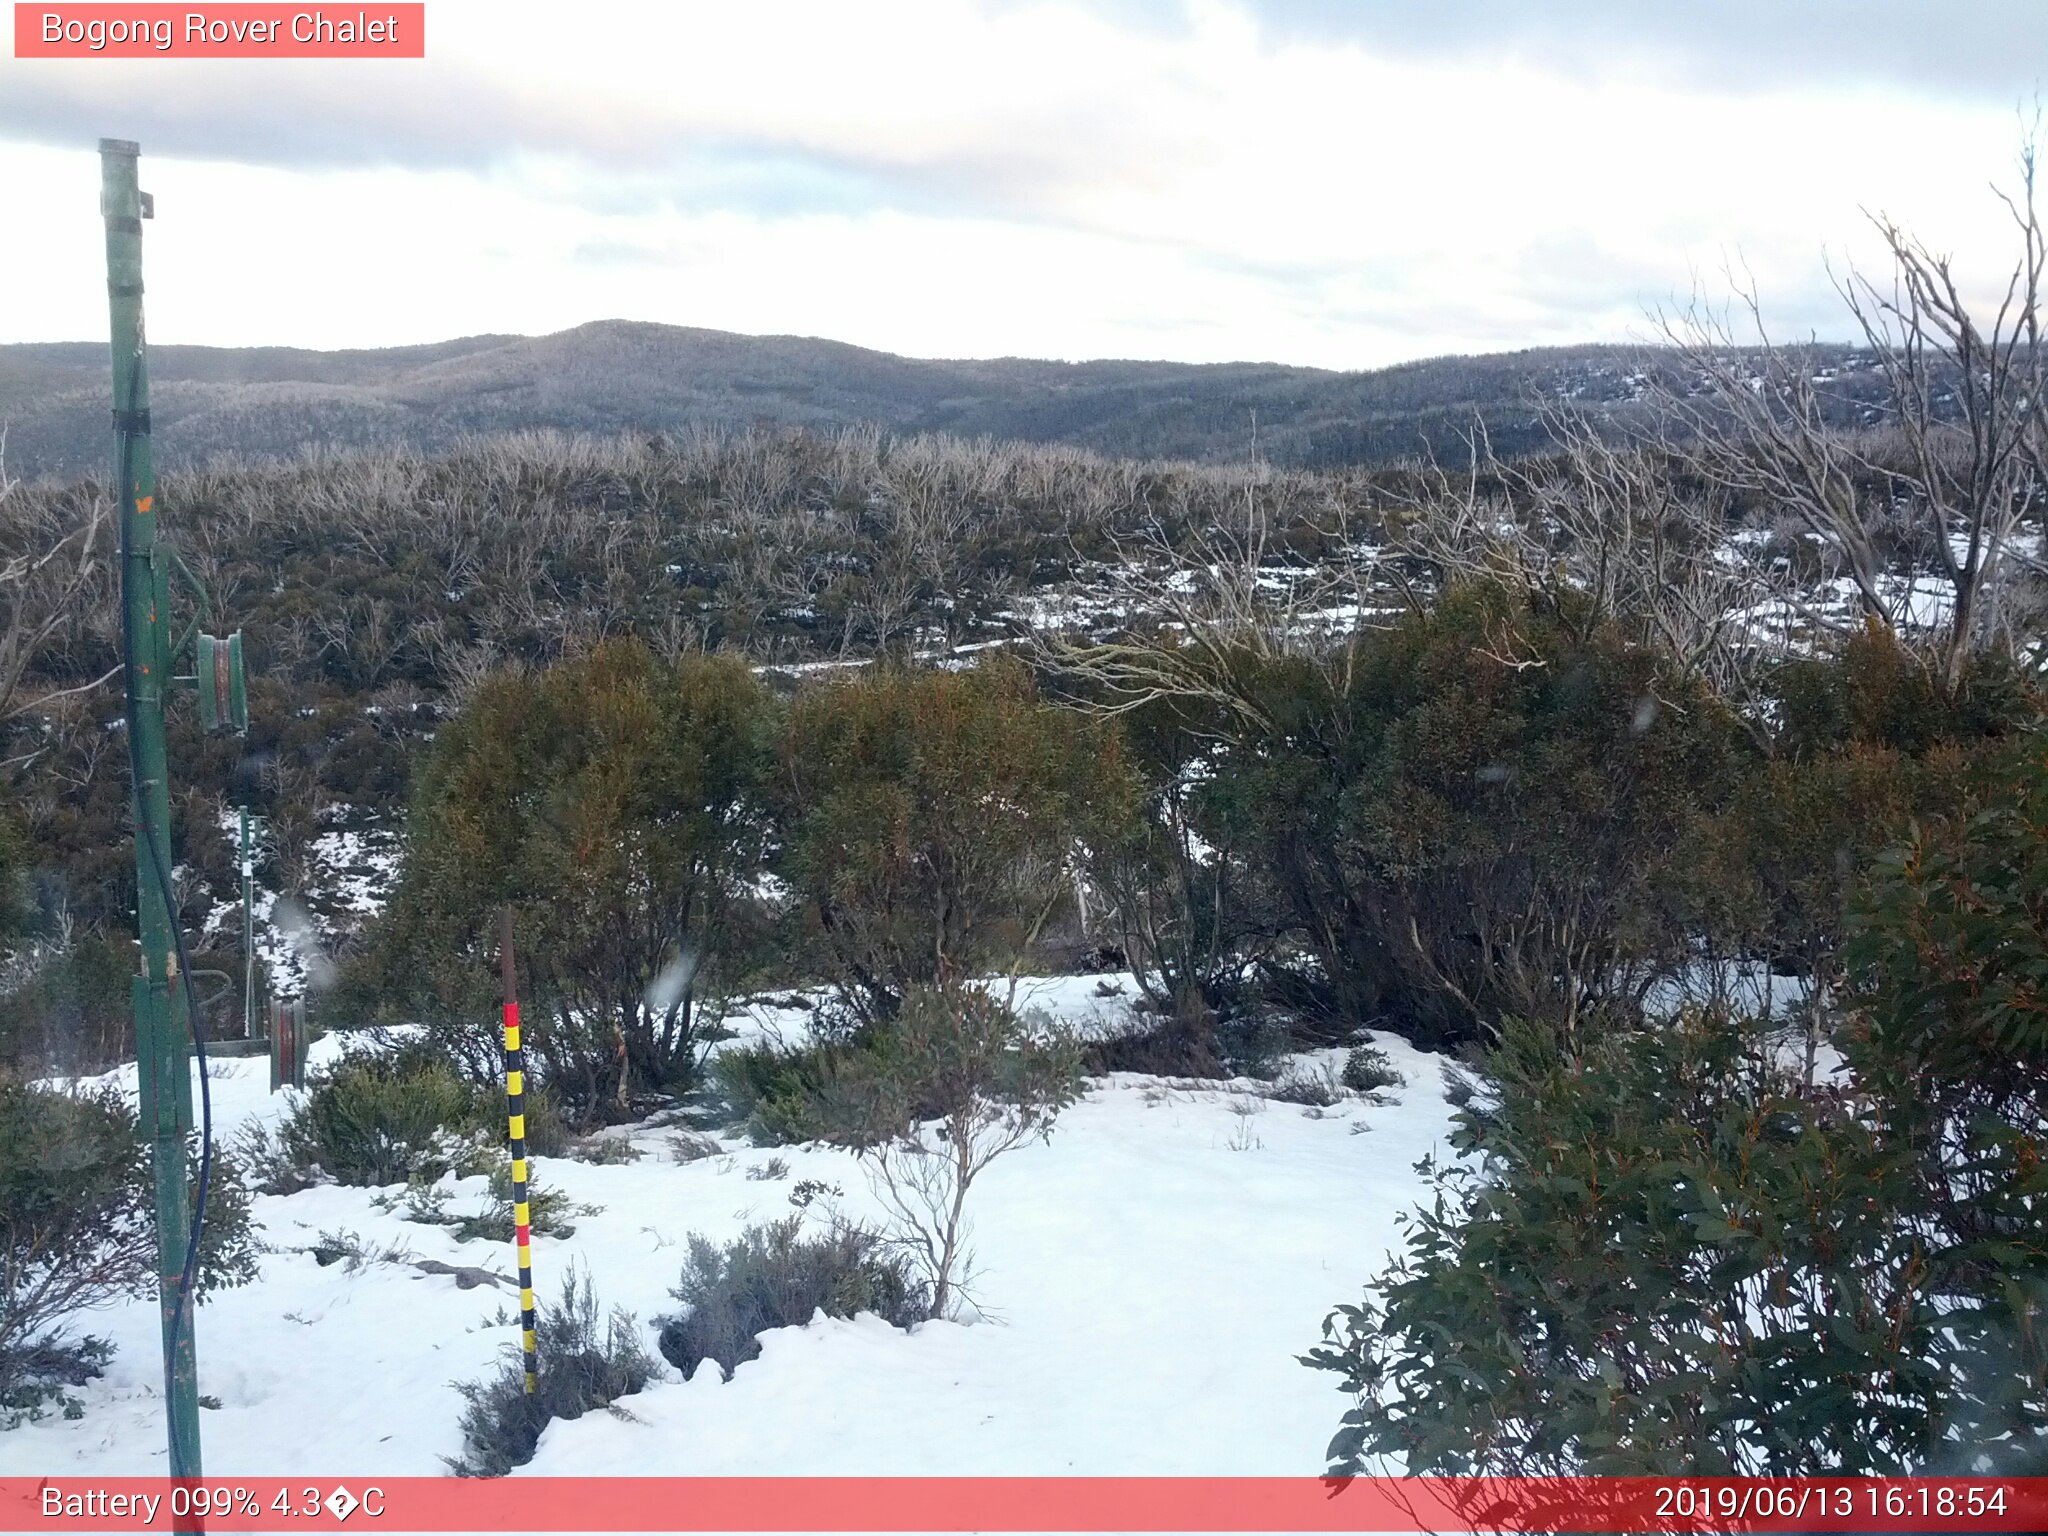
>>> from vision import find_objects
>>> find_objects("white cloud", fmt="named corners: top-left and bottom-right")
top-left (0, 0), bottom-right (2033, 365)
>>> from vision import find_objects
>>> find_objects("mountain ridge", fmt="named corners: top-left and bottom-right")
top-left (0, 319), bottom-right (1850, 482)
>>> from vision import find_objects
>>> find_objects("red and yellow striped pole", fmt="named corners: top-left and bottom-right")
top-left (499, 909), bottom-right (538, 1395)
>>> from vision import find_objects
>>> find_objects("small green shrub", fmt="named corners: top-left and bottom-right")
top-left (269, 1038), bottom-right (495, 1187)
top-left (668, 1129), bottom-right (724, 1164)
top-left (1, 1074), bottom-right (255, 1409)
top-left (1267, 1063), bottom-right (1344, 1107)
top-left (822, 985), bottom-right (1083, 1316)
top-left (387, 1183), bottom-right (452, 1227)
top-left (712, 1038), bottom-right (853, 1145)
top-left (448, 1268), bottom-right (656, 1477)
top-left (787, 1177), bottom-right (841, 1209)
top-left (1217, 1015), bottom-right (1290, 1081)
top-left (1, 1336), bottom-right (111, 1429)
top-left (563, 1134), bottom-right (641, 1165)
top-left (376, 1163), bottom-right (594, 1243)
top-left (306, 1228), bottom-right (415, 1273)
top-left (452, 1172), bottom-right (595, 1245)
top-left (1078, 1014), bottom-right (1227, 1079)
top-left (655, 1217), bottom-right (928, 1382)
top-left (1340, 1044), bottom-right (1401, 1094)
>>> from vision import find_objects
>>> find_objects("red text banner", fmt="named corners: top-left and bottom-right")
top-left (3, 1477), bottom-right (2047, 1533)
top-left (13, 5), bottom-right (425, 58)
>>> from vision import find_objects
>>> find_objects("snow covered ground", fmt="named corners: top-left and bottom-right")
top-left (0, 976), bottom-right (1455, 1480)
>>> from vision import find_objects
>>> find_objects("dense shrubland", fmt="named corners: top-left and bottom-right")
top-left (305, 596), bottom-right (2035, 1140)
top-left (1306, 739), bottom-right (2048, 1473)
top-left (1293, 147), bottom-right (2048, 1471)
top-left (4, 150), bottom-right (2048, 1468)
top-left (1, 410), bottom-right (2042, 1463)
top-left (0, 427), bottom-right (1393, 1075)
top-left (0, 403), bottom-right (2033, 1073)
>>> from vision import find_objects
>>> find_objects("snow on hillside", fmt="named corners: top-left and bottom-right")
top-left (0, 977), bottom-right (1455, 1480)
top-left (202, 808), bottom-right (402, 1001)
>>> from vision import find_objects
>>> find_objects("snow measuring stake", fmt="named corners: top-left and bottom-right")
top-left (501, 910), bottom-right (540, 1394)
top-left (104, 137), bottom-right (251, 1508)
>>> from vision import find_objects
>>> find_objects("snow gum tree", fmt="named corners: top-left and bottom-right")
top-left (1188, 584), bottom-right (1747, 1048)
top-left (774, 657), bottom-right (1136, 1023)
top-left (381, 639), bottom-right (776, 1121)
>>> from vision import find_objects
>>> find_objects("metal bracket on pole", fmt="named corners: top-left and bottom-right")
top-left (196, 632), bottom-right (248, 734)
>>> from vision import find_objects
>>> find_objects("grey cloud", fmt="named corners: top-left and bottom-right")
top-left (0, 66), bottom-right (537, 170)
top-left (0, 62), bottom-right (1108, 231)
top-left (1231, 0), bottom-right (2047, 106)
top-left (6, 1), bottom-right (2038, 186)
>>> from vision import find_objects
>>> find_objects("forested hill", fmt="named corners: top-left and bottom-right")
top-left (0, 321), bottom-right (1868, 482)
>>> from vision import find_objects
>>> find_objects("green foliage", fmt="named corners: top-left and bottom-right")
top-left (0, 807), bottom-right (27, 956)
top-left (1082, 694), bottom-right (1255, 1032)
top-left (456, 1170), bottom-right (594, 1245)
top-left (1768, 623), bottom-right (2037, 759)
top-left (1211, 585), bottom-right (1746, 1046)
top-left (0, 1074), bottom-right (255, 1409)
top-left (0, 934), bottom-right (133, 1076)
top-left (1339, 1043), bottom-right (1400, 1094)
top-left (385, 1167), bottom-right (591, 1243)
top-left (711, 1037), bottom-right (855, 1146)
top-left (776, 658), bottom-right (1134, 1021)
top-left (1, 1336), bottom-right (111, 1430)
top-left (1843, 736), bottom-right (2048, 1459)
top-left (1305, 1015), bottom-right (1939, 1475)
top-left (1265, 1062), bottom-right (1345, 1107)
top-left (820, 984), bottom-right (1085, 1155)
top-left (1308, 727), bottom-right (2048, 1479)
top-left (1216, 1014), bottom-right (1291, 1081)
top-left (1847, 738), bottom-right (2048, 1099)
top-left (654, 1216), bottom-right (929, 1382)
top-left (1694, 632), bottom-right (2043, 1031)
top-left (1077, 1013), bottom-right (1229, 1078)
top-left (268, 1038), bottom-right (495, 1187)
top-left (448, 1268), bottom-right (656, 1477)
top-left (377, 640), bottom-right (775, 1122)
top-left (561, 1133), bottom-right (642, 1166)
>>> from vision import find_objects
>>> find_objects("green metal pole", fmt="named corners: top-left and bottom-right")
top-left (241, 806), bottom-right (254, 1043)
top-left (102, 137), bottom-right (203, 1489)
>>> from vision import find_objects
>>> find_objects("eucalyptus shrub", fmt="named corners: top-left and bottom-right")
top-left (1305, 1015), bottom-right (1938, 1474)
top-left (1, 1074), bottom-right (256, 1419)
top-left (1843, 734), bottom-right (2048, 1466)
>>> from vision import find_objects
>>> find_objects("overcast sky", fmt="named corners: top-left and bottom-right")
top-left (0, 0), bottom-right (2040, 368)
